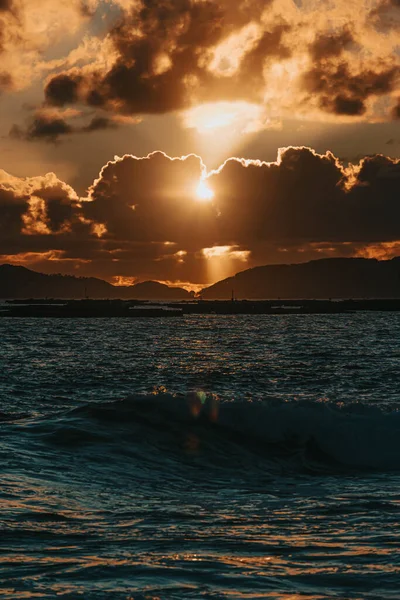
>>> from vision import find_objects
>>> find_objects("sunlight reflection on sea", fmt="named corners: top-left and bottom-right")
top-left (0, 314), bottom-right (399, 599)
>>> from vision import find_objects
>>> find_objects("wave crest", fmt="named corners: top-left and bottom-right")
top-left (42, 393), bottom-right (397, 472)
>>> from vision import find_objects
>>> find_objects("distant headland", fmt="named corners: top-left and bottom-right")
top-left (1, 257), bottom-right (400, 301)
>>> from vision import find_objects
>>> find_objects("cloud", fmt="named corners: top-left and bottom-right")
top-left (84, 151), bottom-right (215, 245)
top-left (82, 116), bottom-right (118, 132)
top-left (301, 42), bottom-right (399, 117)
top-left (0, 71), bottom-right (12, 91)
top-left (0, 0), bottom-right (104, 91)
top-left (10, 113), bottom-right (119, 143)
top-left (0, 146), bottom-right (399, 285)
top-left (0, 168), bottom-right (83, 241)
top-left (369, 0), bottom-right (400, 30)
top-left (0, 0), bottom-right (399, 154)
top-left (1, 0), bottom-right (397, 143)
top-left (209, 148), bottom-right (400, 245)
top-left (308, 29), bottom-right (356, 62)
top-left (44, 0), bottom-right (225, 112)
top-left (0, 0), bottom-right (12, 12)
top-left (10, 116), bottom-right (73, 143)
top-left (45, 74), bottom-right (82, 107)
top-left (42, 0), bottom-right (292, 116)
top-left (31, 0), bottom-right (398, 126)
top-left (0, 187), bottom-right (28, 238)
top-left (393, 98), bottom-right (400, 119)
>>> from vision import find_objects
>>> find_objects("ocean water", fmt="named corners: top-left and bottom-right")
top-left (1, 313), bottom-right (400, 599)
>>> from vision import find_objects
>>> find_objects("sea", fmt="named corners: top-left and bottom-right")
top-left (1, 313), bottom-right (399, 599)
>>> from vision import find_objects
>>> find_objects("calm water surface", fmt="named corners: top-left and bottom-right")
top-left (1, 314), bottom-right (399, 599)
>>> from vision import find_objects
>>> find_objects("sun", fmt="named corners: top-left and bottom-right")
top-left (195, 179), bottom-right (214, 202)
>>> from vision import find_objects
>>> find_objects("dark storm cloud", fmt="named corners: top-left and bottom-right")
top-left (84, 151), bottom-right (216, 246)
top-left (0, 171), bottom-right (85, 241)
top-left (33, 0), bottom-right (398, 124)
top-left (10, 114), bottom-right (119, 143)
top-left (79, 0), bottom-right (97, 17)
top-left (82, 147), bottom-right (400, 268)
top-left (0, 72), bottom-right (12, 91)
top-left (308, 29), bottom-right (355, 61)
top-left (233, 23), bottom-right (291, 94)
top-left (209, 149), bottom-right (345, 244)
top-left (31, 183), bottom-right (82, 234)
top-left (303, 22), bottom-right (399, 118)
top-left (1, 148), bottom-right (399, 283)
top-left (209, 148), bottom-right (400, 245)
top-left (45, 0), bottom-right (223, 112)
top-left (0, 0), bottom-right (12, 11)
top-left (0, 188), bottom-right (27, 237)
top-left (43, 0), bottom-right (288, 115)
top-left (369, 0), bottom-right (400, 30)
top-left (0, 0), bottom-right (397, 129)
top-left (45, 74), bottom-right (82, 107)
top-left (302, 61), bottom-right (399, 116)
top-left (393, 98), bottom-right (400, 119)
top-left (82, 116), bottom-right (118, 132)
top-left (10, 116), bottom-right (73, 143)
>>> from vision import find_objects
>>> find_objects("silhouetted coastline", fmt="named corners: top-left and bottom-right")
top-left (4, 298), bottom-right (400, 317)
top-left (2, 258), bottom-right (400, 303)
top-left (1, 299), bottom-right (183, 318)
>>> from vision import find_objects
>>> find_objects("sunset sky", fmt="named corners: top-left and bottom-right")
top-left (0, 0), bottom-right (399, 289)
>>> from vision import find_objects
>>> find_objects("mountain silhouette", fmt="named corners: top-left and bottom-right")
top-left (0, 265), bottom-right (193, 300)
top-left (3, 258), bottom-right (400, 301)
top-left (202, 258), bottom-right (400, 299)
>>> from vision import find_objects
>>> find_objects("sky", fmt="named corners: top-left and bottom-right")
top-left (0, 0), bottom-right (399, 290)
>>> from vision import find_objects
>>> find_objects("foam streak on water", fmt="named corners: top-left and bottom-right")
top-left (0, 314), bottom-right (400, 599)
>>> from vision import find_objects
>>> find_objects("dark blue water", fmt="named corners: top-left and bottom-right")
top-left (1, 314), bottom-right (400, 599)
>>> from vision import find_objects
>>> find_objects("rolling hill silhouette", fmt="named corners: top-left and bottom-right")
top-left (201, 258), bottom-right (400, 299)
top-left (2, 258), bottom-right (400, 301)
top-left (0, 265), bottom-right (193, 300)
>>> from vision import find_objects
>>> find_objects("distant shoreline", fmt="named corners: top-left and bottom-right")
top-left (2, 298), bottom-right (400, 317)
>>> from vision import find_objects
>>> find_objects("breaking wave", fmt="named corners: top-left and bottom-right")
top-left (19, 393), bottom-right (400, 473)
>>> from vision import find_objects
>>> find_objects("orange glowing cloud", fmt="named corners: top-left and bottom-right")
top-left (356, 241), bottom-right (400, 260)
top-left (202, 246), bottom-right (251, 261)
top-left (0, 146), bottom-right (399, 286)
top-left (15, 0), bottom-right (395, 130)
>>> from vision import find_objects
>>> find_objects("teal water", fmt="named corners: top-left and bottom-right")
top-left (1, 314), bottom-right (399, 599)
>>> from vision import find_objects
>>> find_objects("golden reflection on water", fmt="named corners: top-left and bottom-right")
top-left (2, 592), bottom-right (47, 598)
top-left (1, 317), bottom-right (400, 600)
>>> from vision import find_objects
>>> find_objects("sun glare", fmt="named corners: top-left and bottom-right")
top-left (184, 101), bottom-right (266, 134)
top-left (202, 246), bottom-right (251, 283)
top-left (183, 101), bottom-right (269, 166)
top-left (196, 180), bottom-right (214, 202)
